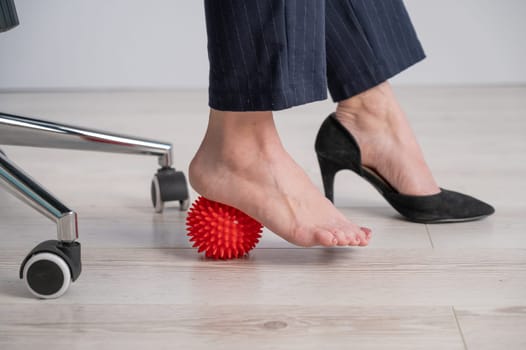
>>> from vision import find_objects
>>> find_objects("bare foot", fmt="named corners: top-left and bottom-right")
top-left (335, 82), bottom-right (441, 196)
top-left (189, 110), bottom-right (371, 247)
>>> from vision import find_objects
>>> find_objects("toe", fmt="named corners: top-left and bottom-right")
top-left (345, 227), bottom-right (364, 246)
top-left (332, 228), bottom-right (351, 246)
top-left (315, 230), bottom-right (338, 247)
top-left (361, 227), bottom-right (372, 235)
top-left (358, 234), bottom-right (369, 246)
top-left (360, 227), bottom-right (373, 243)
top-left (343, 230), bottom-right (356, 246)
top-left (345, 224), bottom-right (368, 246)
top-left (355, 229), bottom-right (368, 245)
top-left (346, 231), bottom-right (361, 246)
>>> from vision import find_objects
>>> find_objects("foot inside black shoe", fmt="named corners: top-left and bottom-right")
top-left (315, 114), bottom-right (495, 223)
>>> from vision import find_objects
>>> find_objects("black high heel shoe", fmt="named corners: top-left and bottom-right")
top-left (315, 113), bottom-right (495, 223)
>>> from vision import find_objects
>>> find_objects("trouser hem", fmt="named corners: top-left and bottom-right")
top-left (209, 85), bottom-right (328, 112)
top-left (329, 52), bottom-right (426, 102)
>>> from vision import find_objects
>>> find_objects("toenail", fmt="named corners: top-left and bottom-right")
top-left (361, 228), bottom-right (372, 238)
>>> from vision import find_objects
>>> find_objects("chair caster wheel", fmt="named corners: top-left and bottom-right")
top-left (151, 167), bottom-right (190, 213)
top-left (23, 253), bottom-right (71, 299)
top-left (20, 240), bottom-right (82, 299)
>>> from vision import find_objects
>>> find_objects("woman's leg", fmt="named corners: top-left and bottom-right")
top-left (325, 0), bottom-right (440, 195)
top-left (191, 0), bottom-right (371, 247)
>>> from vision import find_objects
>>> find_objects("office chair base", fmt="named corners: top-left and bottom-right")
top-left (1, 112), bottom-right (189, 298)
top-left (20, 240), bottom-right (82, 299)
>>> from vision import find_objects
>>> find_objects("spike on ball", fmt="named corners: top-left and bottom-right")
top-left (186, 196), bottom-right (263, 259)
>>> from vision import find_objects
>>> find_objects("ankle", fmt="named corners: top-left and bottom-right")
top-left (338, 82), bottom-right (391, 116)
top-left (192, 109), bottom-right (285, 173)
top-left (335, 82), bottom-right (406, 135)
top-left (206, 109), bottom-right (281, 148)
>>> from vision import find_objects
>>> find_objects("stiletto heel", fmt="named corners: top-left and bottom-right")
top-left (316, 154), bottom-right (344, 202)
top-left (314, 113), bottom-right (495, 223)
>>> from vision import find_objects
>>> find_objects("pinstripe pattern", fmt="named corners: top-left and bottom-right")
top-left (205, 0), bottom-right (425, 111)
top-left (326, 0), bottom-right (426, 101)
top-left (0, 0), bottom-right (19, 32)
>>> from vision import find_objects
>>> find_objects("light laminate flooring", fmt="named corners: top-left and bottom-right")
top-left (0, 87), bottom-right (525, 349)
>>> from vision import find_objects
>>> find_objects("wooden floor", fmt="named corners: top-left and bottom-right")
top-left (0, 87), bottom-right (525, 349)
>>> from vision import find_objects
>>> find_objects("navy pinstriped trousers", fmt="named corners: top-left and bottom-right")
top-left (205, 0), bottom-right (425, 111)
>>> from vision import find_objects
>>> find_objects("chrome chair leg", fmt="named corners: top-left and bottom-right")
top-left (0, 112), bottom-right (173, 167)
top-left (0, 151), bottom-right (78, 242)
top-left (0, 112), bottom-right (190, 211)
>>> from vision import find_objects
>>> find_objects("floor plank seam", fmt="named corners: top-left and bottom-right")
top-left (452, 306), bottom-right (468, 350)
top-left (425, 225), bottom-right (435, 249)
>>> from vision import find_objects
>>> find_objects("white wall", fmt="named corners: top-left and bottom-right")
top-left (397, 0), bottom-right (526, 85)
top-left (0, 0), bottom-right (525, 90)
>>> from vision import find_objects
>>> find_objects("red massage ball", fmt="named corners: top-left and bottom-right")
top-left (186, 196), bottom-right (263, 259)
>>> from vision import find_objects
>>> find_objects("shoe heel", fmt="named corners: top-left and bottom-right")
top-left (316, 154), bottom-right (344, 203)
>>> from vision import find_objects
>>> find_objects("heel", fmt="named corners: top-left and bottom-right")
top-left (316, 154), bottom-right (344, 203)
